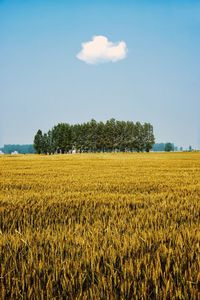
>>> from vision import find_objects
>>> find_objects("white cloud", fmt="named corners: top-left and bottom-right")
top-left (76, 35), bottom-right (128, 65)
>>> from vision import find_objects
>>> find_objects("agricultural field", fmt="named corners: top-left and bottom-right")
top-left (0, 153), bottom-right (199, 299)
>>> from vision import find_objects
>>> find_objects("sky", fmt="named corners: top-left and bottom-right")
top-left (1, 0), bottom-right (200, 149)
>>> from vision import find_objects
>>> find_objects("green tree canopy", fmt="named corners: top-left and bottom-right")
top-left (164, 143), bottom-right (174, 152)
top-left (33, 119), bottom-right (155, 154)
top-left (33, 130), bottom-right (43, 154)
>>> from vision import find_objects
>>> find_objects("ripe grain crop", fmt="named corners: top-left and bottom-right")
top-left (0, 153), bottom-right (199, 299)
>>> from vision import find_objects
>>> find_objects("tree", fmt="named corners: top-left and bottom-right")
top-left (71, 124), bottom-right (82, 152)
top-left (88, 119), bottom-right (98, 152)
top-left (52, 123), bottom-right (72, 153)
top-left (96, 121), bottom-right (106, 152)
top-left (105, 118), bottom-right (117, 151)
top-left (41, 133), bottom-right (49, 154)
top-left (152, 143), bottom-right (166, 152)
top-left (49, 129), bottom-right (57, 154)
top-left (133, 122), bottom-right (144, 152)
top-left (143, 123), bottom-right (155, 152)
top-left (2, 144), bottom-right (35, 154)
top-left (165, 143), bottom-right (174, 152)
top-left (33, 119), bottom-right (156, 154)
top-left (33, 130), bottom-right (43, 154)
top-left (126, 121), bottom-right (136, 151)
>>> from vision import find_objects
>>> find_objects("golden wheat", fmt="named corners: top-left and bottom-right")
top-left (0, 153), bottom-right (199, 299)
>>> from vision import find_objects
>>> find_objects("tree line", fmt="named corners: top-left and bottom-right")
top-left (0, 144), bottom-right (35, 154)
top-left (153, 143), bottom-right (175, 152)
top-left (33, 119), bottom-right (155, 154)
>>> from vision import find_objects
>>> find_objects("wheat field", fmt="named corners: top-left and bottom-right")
top-left (0, 153), bottom-right (199, 299)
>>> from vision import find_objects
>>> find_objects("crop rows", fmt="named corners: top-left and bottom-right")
top-left (0, 153), bottom-right (199, 299)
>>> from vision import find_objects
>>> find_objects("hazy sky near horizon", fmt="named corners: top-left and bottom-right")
top-left (1, 0), bottom-right (200, 148)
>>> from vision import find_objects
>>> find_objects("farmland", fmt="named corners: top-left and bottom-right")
top-left (0, 153), bottom-right (199, 299)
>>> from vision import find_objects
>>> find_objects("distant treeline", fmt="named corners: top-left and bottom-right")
top-left (153, 143), bottom-right (175, 152)
top-left (33, 119), bottom-right (155, 154)
top-left (0, 144), bottom-right (35, 154)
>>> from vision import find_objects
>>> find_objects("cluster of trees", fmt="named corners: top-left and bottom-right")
top-left (33, 119), bottom-right (155, 154)
top-left (164, 143), bottom-right (175, 152)
top-left (153, 143), bottom-right (175, 152)
top-left (0, 144), bottom-right (35, 154)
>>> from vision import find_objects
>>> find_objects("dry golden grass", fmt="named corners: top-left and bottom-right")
top-left (0, 152), bottom-right (199, 299)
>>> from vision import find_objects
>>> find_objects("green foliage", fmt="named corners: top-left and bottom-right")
top-left (33, 119), bottom-right (155, 154)
top-left (165, 143), bottom-right (174, 152)
top-left (51, 123), bottom-right (72, 153)
top-left (143, 123), bottom-right (155, 152)
top-left (33, 129), bottom-right (43, 154)
top-left (153, 143), bottom-right (167, 152)
top-left (1, 144), bottom-right (35, 154)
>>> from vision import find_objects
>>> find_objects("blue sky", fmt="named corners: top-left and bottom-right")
top-left (1, 0), bottom-right (200, 148)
